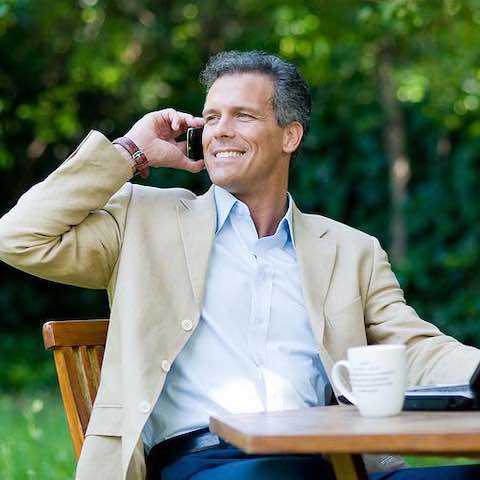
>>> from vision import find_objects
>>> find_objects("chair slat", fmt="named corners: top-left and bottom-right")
top-left (64, 347), bottom-right (92, 432)
top-left (78, 345), bottom-right (97, 404)
top-left (43, 319), bottom-right (109, 460)
top-left (93, 345), bottom-right (105, 368)
top-left (53, 348), bottom-right (85, 459)
top-left (88, 347), bottom-right (102, 392)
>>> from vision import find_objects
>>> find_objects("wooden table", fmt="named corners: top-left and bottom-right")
top-left (209, 405), bottom-right (480, 480)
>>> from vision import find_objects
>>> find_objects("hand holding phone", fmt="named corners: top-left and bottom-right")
top-left (123, 109), bottom-right (204, 173)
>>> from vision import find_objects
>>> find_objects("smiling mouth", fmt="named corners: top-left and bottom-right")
top-left (214, 150), bottom-right (246, 158)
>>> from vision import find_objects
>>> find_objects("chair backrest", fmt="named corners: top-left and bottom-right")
top-left (42, 319), bottom-right (109, 459)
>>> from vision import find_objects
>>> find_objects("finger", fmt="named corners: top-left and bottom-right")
top-left (157, 108), bottom-right (184, 132)
top-left (149, 109), bottom-right (203, 142)
top-left (150, 139), bottom-right (205, 173)
top-left (170, 111), bottom-right (183, 131)
top-left (189, 116), bottom-right (205, 128)
top-left (154, 109), bottom-right (203, 132)
top-left (177, 111), bottom-right (193, 120)
top-left (184, 158), bottom-right (205, 173)
top-left (165, 108), bottom-right (179, 130)
top-left (178, 156), bottom-right (205, 173)
top-left (172, 113), bottom-right (192, 132)
top-left (177, 112), bottom-right (204, 128)
top-left (156, 108), bottom-right (176, 124)
top-left (151, 109), bottom-right (177, 135)
top-left (174, 112), bottom-right (203, 132)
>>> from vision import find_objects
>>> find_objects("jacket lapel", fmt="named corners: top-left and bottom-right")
top-left (292, 203), bottom-right (337, 356)
top-left (177, 191), bottom-right (338, 371)
top-left (177, 186), bottom-right (217, 307)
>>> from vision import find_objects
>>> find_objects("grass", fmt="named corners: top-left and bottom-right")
top-left (0, 391), bottom-right (75, 480)
top-left (405, 455), bottom-right (478, 468)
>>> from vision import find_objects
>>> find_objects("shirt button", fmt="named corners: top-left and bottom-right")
top-left (138, 401), bottom-right (151, 413)
top-left (181, 319), bottom-right (193, 331)
top-left (161, 360), bottom-right (171, 372)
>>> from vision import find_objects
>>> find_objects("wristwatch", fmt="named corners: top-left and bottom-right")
top-left (112, 136), bottom-right (150, 178)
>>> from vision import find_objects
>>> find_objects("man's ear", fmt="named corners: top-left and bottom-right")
top-left (282, 122), bottom-right (304, 154)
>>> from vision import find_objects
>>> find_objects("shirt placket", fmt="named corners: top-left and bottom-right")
top-left (250, 252), bottom-right (273, 367)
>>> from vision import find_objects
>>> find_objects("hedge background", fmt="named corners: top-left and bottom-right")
top-left (1, 0), bottom-right (480, 392)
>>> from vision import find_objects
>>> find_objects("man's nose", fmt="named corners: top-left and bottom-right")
top-left (213, 116), bottom-right (235, 138)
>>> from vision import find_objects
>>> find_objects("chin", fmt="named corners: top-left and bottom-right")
top-left (212, 180), bottom-right (243, 196)
top-left (211, 180), bottom-right (236, 193)
top-left (206, 171), bottom-right (235, 190)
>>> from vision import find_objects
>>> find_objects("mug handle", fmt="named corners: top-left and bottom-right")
top-left (331, 360), bottom-right (356, 405)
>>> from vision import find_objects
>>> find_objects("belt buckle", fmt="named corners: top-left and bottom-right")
top-left (192, 432), bottom-right (221, 453)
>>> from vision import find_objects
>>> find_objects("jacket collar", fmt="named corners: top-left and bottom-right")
top-left (177, 186), bottom-right (217, 306)
top-left (291, 201), bottom-right (337, 350)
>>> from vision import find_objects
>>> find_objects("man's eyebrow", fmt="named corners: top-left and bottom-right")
top-left (202, 108), bottom-right (217, 117)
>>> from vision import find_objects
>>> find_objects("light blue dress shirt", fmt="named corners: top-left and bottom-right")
top-left (142, 186), bottom-right (329, 451)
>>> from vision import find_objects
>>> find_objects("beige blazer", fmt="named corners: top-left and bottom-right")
top-left (0, 131), bottom-right (479, 480)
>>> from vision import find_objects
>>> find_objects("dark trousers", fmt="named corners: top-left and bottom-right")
top-left (149, 443), bottom-right (480, 480)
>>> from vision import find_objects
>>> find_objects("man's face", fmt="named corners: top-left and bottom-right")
top-left (202, 73), bottom-right (291, 196)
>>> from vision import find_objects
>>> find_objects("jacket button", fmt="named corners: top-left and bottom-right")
top-left (181, 319), bottom-right (193, 331)
top-left (161, 360), bottom-right (171, 372)
top-left (138, 401), bottom-right (151, 413)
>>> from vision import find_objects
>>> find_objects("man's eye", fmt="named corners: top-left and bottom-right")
top-left (205, 116), bottom-right (218, 123)
top-left (238, 112), bottom-right (254, 120)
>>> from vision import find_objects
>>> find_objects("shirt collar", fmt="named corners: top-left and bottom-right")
top-left (213, 185), bottom-right (296, 249)
top-left (214, 185), bottom-right (238, 234)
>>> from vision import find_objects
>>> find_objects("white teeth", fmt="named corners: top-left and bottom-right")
top-left (215, 151), bottom-right (243, 158)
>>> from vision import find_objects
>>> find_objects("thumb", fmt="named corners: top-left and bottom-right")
top-left (148, 138), bottom-right (205, 173)
top-left (177, 156), bottom-right (206, 173)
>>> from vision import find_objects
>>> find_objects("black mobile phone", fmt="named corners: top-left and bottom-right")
top-left (186, 127), bottom-right (204, 160)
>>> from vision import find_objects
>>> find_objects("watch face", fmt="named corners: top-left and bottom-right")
top-left (187, 127), bottom-right (204, 160)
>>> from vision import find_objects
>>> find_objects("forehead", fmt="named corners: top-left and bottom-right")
top-left (204, 72), bottom-right (274, 111)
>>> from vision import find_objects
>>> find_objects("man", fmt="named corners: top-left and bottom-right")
top-left (0, 51), bottom-right (479, 480)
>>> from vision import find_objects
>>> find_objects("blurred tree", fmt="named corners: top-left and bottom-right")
top-left (0, 0), bottom-right (479, 348)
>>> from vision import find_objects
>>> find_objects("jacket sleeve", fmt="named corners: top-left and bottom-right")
top-left (0, 130), bottom-right (134, 289)
top-left (364, 236), bottom-right (480, 386)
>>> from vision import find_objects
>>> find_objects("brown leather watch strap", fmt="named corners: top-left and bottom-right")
top-left (112, 136), bottom-right (150, 178)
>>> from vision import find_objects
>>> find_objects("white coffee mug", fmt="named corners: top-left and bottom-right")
top-left (331, 344), bottom-right (406, 417)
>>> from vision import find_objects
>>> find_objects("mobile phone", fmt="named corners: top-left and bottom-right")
top-left (186, 127), bottom-right (204, 160)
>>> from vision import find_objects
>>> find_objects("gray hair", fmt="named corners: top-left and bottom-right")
top-left (200, 51), bottom-right (311, 152)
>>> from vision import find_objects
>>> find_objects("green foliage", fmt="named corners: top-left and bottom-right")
top-left (0, 332), bottom-right (57, 392)
top-left (1, 0), bottom-right (480, 361)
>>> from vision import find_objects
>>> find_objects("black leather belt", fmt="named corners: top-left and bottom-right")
top-left (146, 427), bottom-right (228, 477)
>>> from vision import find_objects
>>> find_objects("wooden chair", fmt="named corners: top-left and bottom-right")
top-left (42, 319), bottom-right (109, 459)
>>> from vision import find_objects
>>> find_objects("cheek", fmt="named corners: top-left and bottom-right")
top-left (202, 130), bottom-right (212, 151)
top-left (203, 155), bottom-right (216, 174)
